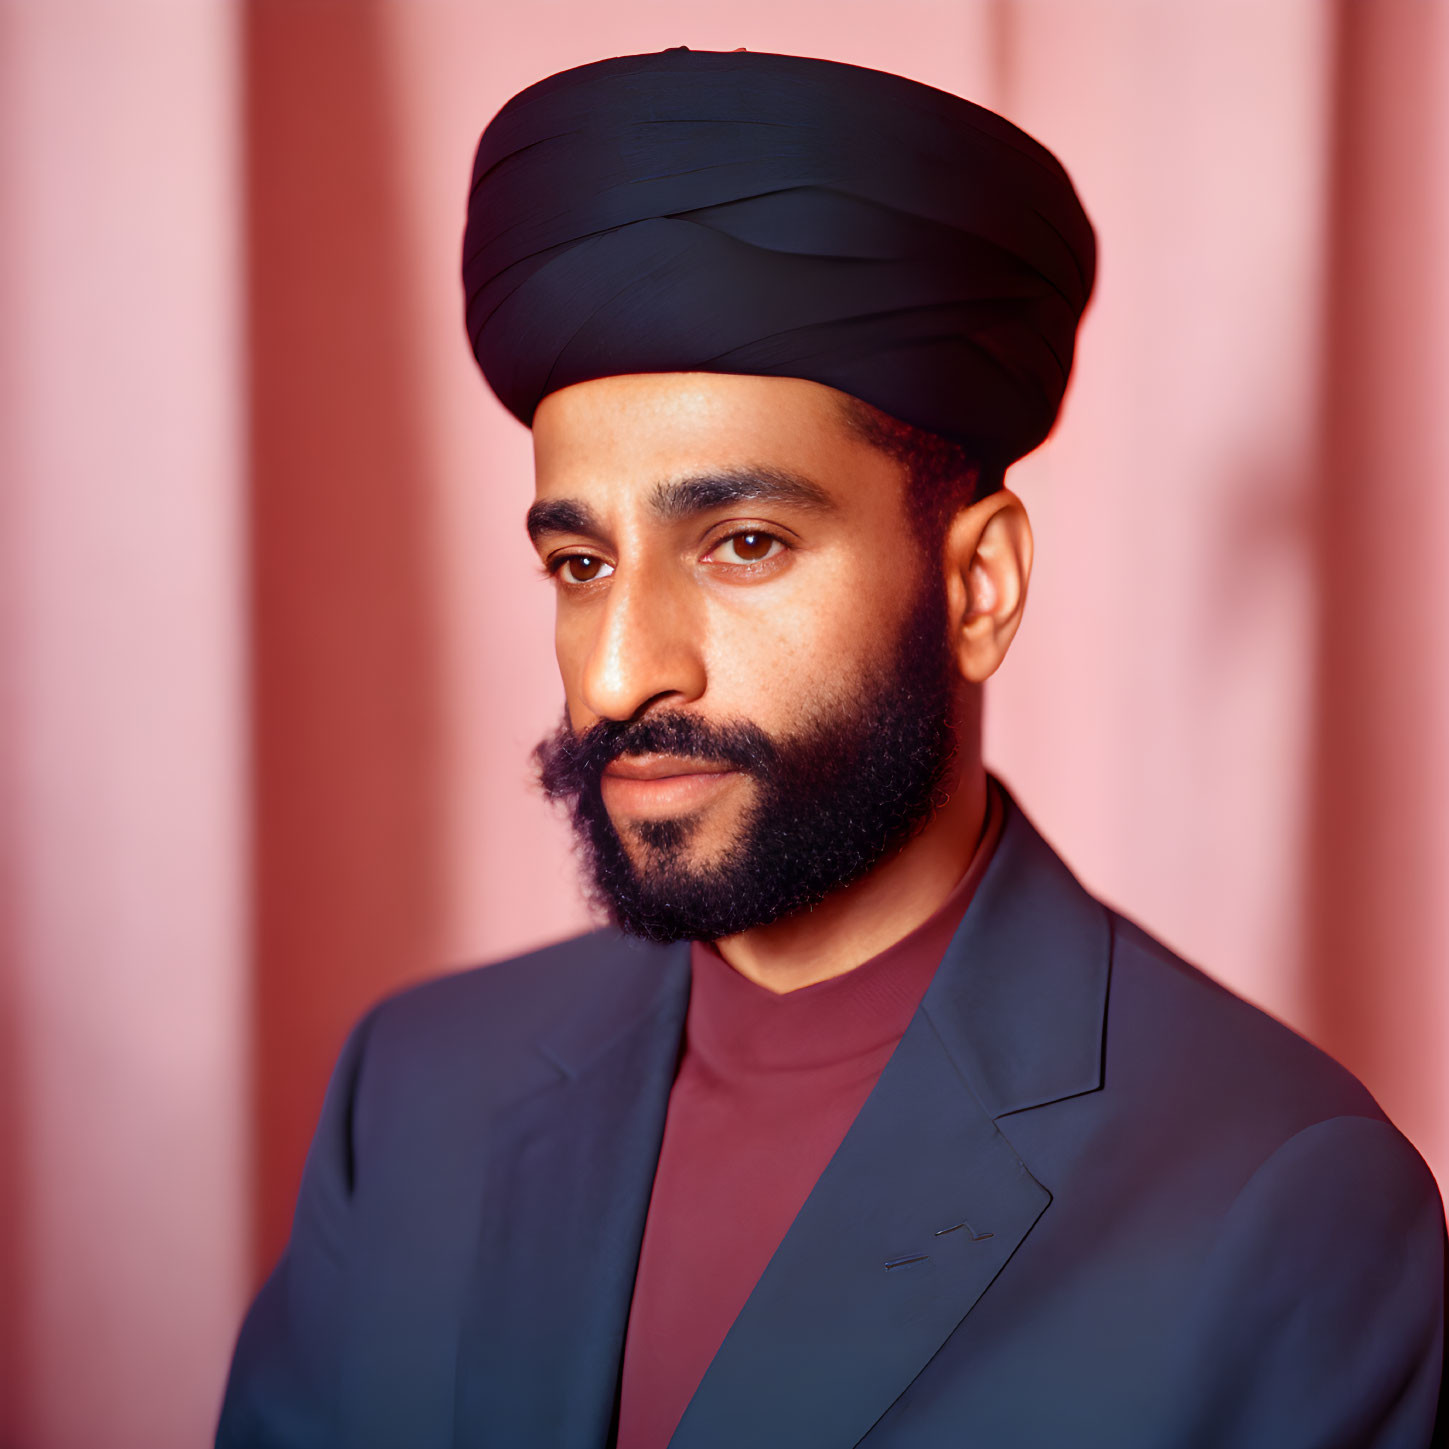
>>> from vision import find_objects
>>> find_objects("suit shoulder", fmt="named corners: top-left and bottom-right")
top-left (316, 927), bottom-right (688, 1142)
top-left (1103, 908), bottom-right (1387, 1130)
top-left (359, 926), bottom-right (678, 1056)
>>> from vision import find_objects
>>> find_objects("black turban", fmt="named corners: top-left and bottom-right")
top-left (462, 47), bottom-right (1095, 472)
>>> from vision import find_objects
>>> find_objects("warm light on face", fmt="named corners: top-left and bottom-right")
top-left (529, 372), bottom-right (934, 874)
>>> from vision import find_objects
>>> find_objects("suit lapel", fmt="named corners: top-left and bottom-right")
top-left (671, 784), bottom-right (1111, 1448)
top-left (453, 937), bottom-right (691, 1449)
top-left (670, 1007), bottom-right (1051, 1449)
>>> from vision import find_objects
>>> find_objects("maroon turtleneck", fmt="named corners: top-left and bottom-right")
top-left (615, 780), bottom-right (1006, 1449)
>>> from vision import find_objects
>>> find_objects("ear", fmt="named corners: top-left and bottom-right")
top-left (942, 487), bottom-right (1033, 684)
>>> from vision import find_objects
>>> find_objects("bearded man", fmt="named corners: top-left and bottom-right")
top-left (217, 47), bottom-right (1447, 1449)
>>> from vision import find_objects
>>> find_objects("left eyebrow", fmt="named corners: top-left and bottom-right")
top-left (648, 465), bottom-right (838, 523)
top-left (525, 497), bottom-right (605, 545)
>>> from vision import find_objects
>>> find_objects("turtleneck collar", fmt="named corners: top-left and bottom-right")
top-left (685, 776), bottom-right (1006, 1077)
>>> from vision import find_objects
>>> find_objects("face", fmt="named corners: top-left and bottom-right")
top-left (528, 372), bottom-right (962, 941)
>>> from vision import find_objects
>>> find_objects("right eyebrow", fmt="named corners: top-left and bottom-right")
top-left (648, 466), bottom-right (837, 522)
top-left (525, 498), bottom-right (604, 545)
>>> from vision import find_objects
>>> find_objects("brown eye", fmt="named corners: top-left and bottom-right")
top-left (712, 531), bottom-right (783, 565)
top-left (558, 554), bottom-right (612, 584)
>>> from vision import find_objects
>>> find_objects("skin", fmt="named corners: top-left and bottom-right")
top-left (530, 372), bottom-right (1033, 993)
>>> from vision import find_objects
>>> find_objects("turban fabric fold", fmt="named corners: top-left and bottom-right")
top-left (462, 47), bottom-right (1096, 470)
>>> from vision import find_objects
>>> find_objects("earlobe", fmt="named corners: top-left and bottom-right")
top-left (944, 489), bottom-right (1032, 684)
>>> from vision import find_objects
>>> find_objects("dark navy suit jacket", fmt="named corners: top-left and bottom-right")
top-left (218, 785), bottom-right (1448, 1447)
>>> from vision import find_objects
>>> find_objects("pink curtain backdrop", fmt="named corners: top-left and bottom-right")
top-left (2, 2), bottom-right (1445, 1445)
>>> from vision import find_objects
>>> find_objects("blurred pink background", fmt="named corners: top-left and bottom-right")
top-left (2, 2), bottom-right (1445, 1445)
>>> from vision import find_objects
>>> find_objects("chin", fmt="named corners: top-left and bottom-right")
top-left (620, 810), bottom-right (736, 867)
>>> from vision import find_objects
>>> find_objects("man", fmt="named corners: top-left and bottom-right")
top-left (218, 47), bottom-right (1447, 1448)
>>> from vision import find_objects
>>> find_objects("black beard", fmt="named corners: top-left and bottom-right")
top-left (533, 574), bottom-right (958, 943)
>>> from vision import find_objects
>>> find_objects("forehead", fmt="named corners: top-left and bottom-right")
top-left (530, 372), bottom-right (903, 515)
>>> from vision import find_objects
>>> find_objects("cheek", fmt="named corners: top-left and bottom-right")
top-left (700, 555), bottom-right (902, 714)
top-left (553, 614), bottom-right (593, 727)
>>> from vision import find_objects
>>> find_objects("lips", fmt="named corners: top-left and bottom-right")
top-left (599, 754), bottom-right (741, 818)
top-left (602, 754), bottom-right (736, 782)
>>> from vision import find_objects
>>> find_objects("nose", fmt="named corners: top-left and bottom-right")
top-left (576, 559), bottom-right (706, 722)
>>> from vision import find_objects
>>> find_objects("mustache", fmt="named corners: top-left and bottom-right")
top-left (534, 709), bottom-right (781, 800)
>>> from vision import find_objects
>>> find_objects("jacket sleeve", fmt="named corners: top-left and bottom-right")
top-left (1176, 1114), bottom-right (1447, 1449)
top-left (214, 1004), bottom-right (381, 1449)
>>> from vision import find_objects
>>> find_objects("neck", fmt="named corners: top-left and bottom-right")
top-left (713, 755), bottom-right (989, 994)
